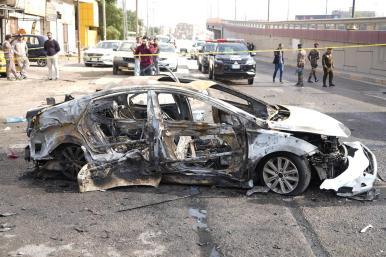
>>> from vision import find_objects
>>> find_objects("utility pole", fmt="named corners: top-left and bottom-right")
top-left (267, 0), bottom-right (270, 22)
top-left (287, 0), bottom-right (290, 20)
top-left (217, 0), bottom-right (219, 18)
top-left (77, 0), bottom-right (81, 63)
top-left (136, 0), bottom-right (139, 36)
top-left (102, 0), bottom-right (106, 40)
top-left (325, 0), bottom-right (328, 15)
top-left (122, 0), bottom-right (127, 39)
top-left (146, 0), bottom-right (149, 35)
top-left (234, 0), bottom-right (236, 20)
top-left (352, 0), bottom-right (356, 18)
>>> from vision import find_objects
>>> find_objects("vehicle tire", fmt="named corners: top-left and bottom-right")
top-left (257, 153), bottom-right (311, 196)
top-left (37, 59), bottom-right (47, 67)
top-left (53, 144), bottom-right (86, 181)
top-left (113, 65), bottom-right (119, 75)
top-left (208, 66), bottom-right (213, 79)
top-left (198, 63), bottom-right (202, 72)
top-left (248, 78), bottom-right (254, 85)
top-left (85, 63), bottom-right (92, 67)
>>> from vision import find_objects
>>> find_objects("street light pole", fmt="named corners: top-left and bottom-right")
top-left (122, 0), bottom-right (127, 39)
top-left (234, 0), bottom-right (236, 20)
top-left (146, 0), bottom-right (149, 35)
top-left (352, 0), bottom-right (356, 18)
top-left (77, 0), bottom-right (81, 63)
top-left (136, 0), bottom-right (139, 36)
top-left (325, 0), bottom-right (328, 15)
top-left (267, 0), bottom-right (270, 22)
top-left (102, 0), bottom-right (106, 40)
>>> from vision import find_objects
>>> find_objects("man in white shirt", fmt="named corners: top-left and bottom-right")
top-left (13, 35), bottom-right (30, 79)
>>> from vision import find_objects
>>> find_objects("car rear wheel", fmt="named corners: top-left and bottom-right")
top-left (258, 153), bottom-right (311, 195)
top-left (54, 144), bottom-right (86, 181)
top-left (37, 59), bottom-right (47, 67)
top-left (248, 78), bottom-right (254, 85)
top-left (198, 63), bottom-right (202, 71)
top-left (85, 63), bottom-right (92, 67)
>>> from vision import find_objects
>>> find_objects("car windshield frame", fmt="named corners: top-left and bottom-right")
top-left (216, 43), bottom-right (249, 55)
top-left (118, 42), bottom-right (135, 51)
top-left (159, 45), bottom-right (176, 53)
top-left (96, 41), bottom-right (121, 49)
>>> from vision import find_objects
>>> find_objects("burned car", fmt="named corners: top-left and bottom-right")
top-left (25, 76), bottom-right (378, 196)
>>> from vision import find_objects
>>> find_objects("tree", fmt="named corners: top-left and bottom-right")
top-left (106, 25), bottom-right (121, 40)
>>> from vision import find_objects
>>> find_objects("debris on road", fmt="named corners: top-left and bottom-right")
top-left (3, 127), bottom-right (11, 131)
top-left (5, 117), bottom-right (27, 123)
top-left (0, 223), bottom-right (16, 232)
top-left (0, 212), bottom-right (17, 217)
top-left (74, 226), bottom-right (88, 233)
top-left (7, 149), bottom-right (19, 159)
top-left (360, 224), bottom-right (373, 233)
top-left (246, 186), bottom-right (270, 196)
top-left (347, 188), bottom-right (380, 201)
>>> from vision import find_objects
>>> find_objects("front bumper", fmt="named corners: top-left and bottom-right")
top-left (320, 141), bottom-right (378, 196)
top-left (159, 59), bottom-right (178, 70)
top-left (84, 56), bottom-right (113, 66)
top-left (214, 63), bottom-right (256, 79)
top-left (114, 59), bottom-right (135, 71)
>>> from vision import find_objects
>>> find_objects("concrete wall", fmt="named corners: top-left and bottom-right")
top-left (223, 30), bottom-right (386, 77)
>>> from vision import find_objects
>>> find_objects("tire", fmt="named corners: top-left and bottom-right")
top-left (85, 63), bottom-right (92, 67)
top-left (248, 78), bottom-right (254, 85)
top-left (198, 63), bottom-right (202, 72)
top-left (53, 144), bottom-right (86, 181)
top-left (113, 65), bottom-right (119, 75)
top-left (257, 153), bottom-right (311, 196)
top-left (37, 59), bottom-right (47, 67)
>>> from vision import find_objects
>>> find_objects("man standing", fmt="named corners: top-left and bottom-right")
top-left (44, 32), bottom-right (60, 80)
top-left (134, 36), bottom-right (155, 76)
top-left (133, 36), bottom-right (142, 76)
top-left (152, 38), bottom-right (160, 75)
top-left (272, 43), bottom-right (284, 83)
top-left (322, 48), bottom-right (335, 87)
top-left (2, 34), bottom-right (20, 81)
top-left (296, 43), bottom-right (306, 87)
top-left (13, 35), bottom-right (29, 79)
top-left (307, 42), bottom-right (320, 83)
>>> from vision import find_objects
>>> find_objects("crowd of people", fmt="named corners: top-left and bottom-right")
top-left (272, 42), bottom-right (335, 87)
top-left (132, 36), bottom-right (160, 76)
top-left (2, 32), bottom-right (60, 81)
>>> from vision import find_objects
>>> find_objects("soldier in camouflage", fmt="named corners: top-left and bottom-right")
top-left (296, 44), bottom-right (306, 87)
top-left (307, 42), bottom-right (320, 83)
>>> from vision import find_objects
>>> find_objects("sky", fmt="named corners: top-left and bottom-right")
top-left (120, 0), bottom-right (386, 28)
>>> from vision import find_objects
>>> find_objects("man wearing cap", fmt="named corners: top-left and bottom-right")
top-left (307, 42), bottom-right (320, 83)
top-left (296, 43), bottom-right (306, 87)
top-left (322, 48), bottom-right (335, 87)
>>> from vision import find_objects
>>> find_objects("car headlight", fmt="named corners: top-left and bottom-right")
top-left (246, 58), bottom-right (256, 65)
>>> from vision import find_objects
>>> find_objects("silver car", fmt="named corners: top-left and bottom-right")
top-left (25, 76), bottom-right (377, 196)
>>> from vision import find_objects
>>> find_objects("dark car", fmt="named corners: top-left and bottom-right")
top-left (197, 41), bottom-right (215, 73)
top-left (208, 40), bottom-right (256, 84)
top-left (12, 34), bottom-right (48, 67)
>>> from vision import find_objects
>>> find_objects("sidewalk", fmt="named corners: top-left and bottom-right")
top-left (254, 55), bottom-right (386, 87)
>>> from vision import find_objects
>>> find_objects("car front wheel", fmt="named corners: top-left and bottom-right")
top-left (54, 144), bottom-right (86, 181)
top-left (113, 65), bottom-right (119, 75)
top-left (37, 59), bottom-right (47, 67)
top-left (248, 78), bottom-right (254, 85)
top-left (258, 153), bottom-right (311, 195)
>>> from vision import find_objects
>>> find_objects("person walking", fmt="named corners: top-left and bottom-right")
top-left (152, 38), bottom-right (160, 75)
top-left (13, 35), bottom-right (30, 79)
top-left (44, 32), bottom-right (60, 80)
top-left (133, 36), bottom-right (142, 76)
top-left (296, 43), bottom-right (306, 87)
top-left (272, 43), bottom-right (284, 83)
top-left (134, 36), bottom-right (155, 76)
top-left (307, 42), bottom-right (320, 83)
top-left (2, 34), bottom-right (20, 81)
top-left (322, 48), bottom-right (335, 87)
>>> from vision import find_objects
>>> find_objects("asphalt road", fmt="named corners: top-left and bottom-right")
top-left (0, 57), bottom-right (385, 257)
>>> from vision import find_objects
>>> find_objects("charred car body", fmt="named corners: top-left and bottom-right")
top-left (25, 76), bottom-right (377, 196)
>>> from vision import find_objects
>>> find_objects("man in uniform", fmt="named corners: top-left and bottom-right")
top-left (322, 48), bottom-right (335, 87)
top-left (13, 35), bottom-right (30, 79)
top-left (296, 43), bottom-right (306, 87)
top-left (307, 42), bottom-right (320, 83)
top-left (2, 34), bottom-right (20, 81)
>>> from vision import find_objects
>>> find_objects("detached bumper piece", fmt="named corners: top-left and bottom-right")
top-left (320, 141), bottom-right (378, 197)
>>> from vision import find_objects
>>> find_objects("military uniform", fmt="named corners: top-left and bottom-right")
top-left (322, 51), bottom-right (334, 87)
top-left (307, 48), bottom-right (320, 82)
top-left (296, 48), bottom-right (306, 86)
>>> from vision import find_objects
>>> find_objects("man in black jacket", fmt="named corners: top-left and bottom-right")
top-left (272, 43), bottom-right (284, 83)
top-left (322, 48), bottom-right (335, 87)
top-left (44, 32), bottom-right (60, 80)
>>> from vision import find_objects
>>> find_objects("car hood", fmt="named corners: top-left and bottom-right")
top-left (268, 105), bottom-right (351, 137)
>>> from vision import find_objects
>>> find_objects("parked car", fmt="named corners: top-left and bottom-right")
top-left (20, 34), bottom-right (49, 67)
top-left (197, 41), bottom-right (216, 73)
top-left (83, 40), bottom-right (122, 67)
top-left (112, 40), bottom-right (136, 75)
top-left (190, 40), bottom-right (205, 59)
top-left (208, 39), bottom-right (256, 84)
top-left (25, 76), bottom-right (377, 196)
top-left (158, 43), bottom-right (178, 72)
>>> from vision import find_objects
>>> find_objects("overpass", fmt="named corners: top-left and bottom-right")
top-left (207, 17), bottom-right (386, 78)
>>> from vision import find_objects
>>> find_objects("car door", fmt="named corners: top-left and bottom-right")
top-left (152, 89), bottom-right (249, 186)
top-left (26, 36), bottom-right (41, 60)
top-left (76, 90), bottom-right (162, 192)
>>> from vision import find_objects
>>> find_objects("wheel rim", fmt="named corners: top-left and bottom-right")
top-left (263, 156), bottom-right (299, 194)
top-left (58, 146), bottom-right (86, 180)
